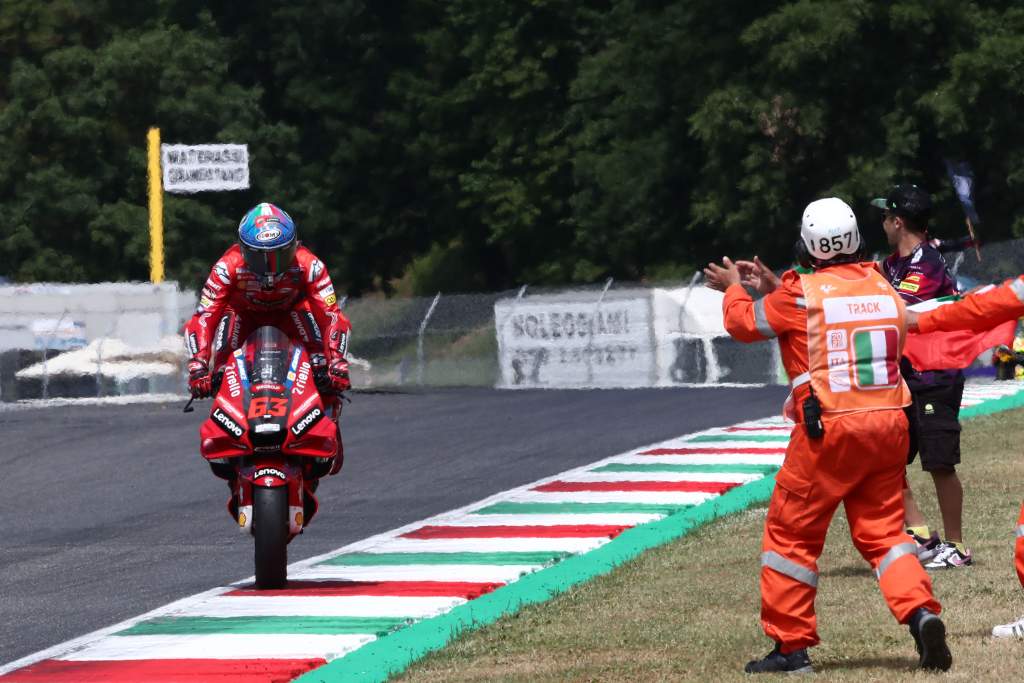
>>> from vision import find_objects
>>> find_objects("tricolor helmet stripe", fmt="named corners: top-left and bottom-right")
top-left (238, 202), bottom-right (297, 250)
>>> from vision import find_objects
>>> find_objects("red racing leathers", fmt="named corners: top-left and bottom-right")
top-left (723, 262), bottom-right (941, 653)
top-left (184, 244), bottom-right (351, 373)
top-left (183, 244), bottom-right (352, 469)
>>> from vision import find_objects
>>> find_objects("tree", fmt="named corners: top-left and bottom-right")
top-left (0, 7), bottom-right (290, 286)
top-left (689, 1), bottom-right (995, 266)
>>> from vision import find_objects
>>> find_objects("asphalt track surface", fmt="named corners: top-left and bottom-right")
top-left (0, 385), bottom-right (787, 666)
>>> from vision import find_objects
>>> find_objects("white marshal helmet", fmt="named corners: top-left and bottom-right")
top-left (800, 197), bottom-right (862, 262)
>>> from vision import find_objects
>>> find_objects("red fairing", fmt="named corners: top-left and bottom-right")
top-left (200, 360), bottom-right (251, 459)
top-left (200, 341), bottom-right (337, 462)
top-left (281, 356), bottom-right (338, 458)
top-left (198, 325), bottom-right (340, 550)
top-left (183, 244), bottom-right (352, 367)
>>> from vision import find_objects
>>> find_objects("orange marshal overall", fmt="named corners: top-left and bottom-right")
top-left (724, 263), bottom-right (941, 652)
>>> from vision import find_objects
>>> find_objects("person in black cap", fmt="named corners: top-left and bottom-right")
top-left (872, 183), bottom-right (972, 569)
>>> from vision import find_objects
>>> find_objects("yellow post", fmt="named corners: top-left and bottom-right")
top-left (147, 127), bottom-right (165, 283)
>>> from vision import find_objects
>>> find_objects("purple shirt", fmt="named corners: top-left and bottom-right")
top-left (883, 242), bottom-right (962, 378)
top-left (881, 242), bottom-right (958, 304)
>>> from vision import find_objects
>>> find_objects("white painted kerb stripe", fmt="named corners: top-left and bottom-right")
top-left (369, 537), bottom-right (610, 554)
top-left (565, 472), bottom-right (761, 484)
top-left (175, 595), bottom-right (465, 619)
top-left (432, 512), bottom-right (664, 526)
top-left (610, 455), bottom-right (784, 467)
top-left (61, 633), bottom-right (375, 661)
top-left (296, 564), bottom-right (535, 583)
top-left (504, 491), bottom-right (721, 506)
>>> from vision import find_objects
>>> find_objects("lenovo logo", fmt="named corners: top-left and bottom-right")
top-left (212, 408), bottom-right (244, 438)
top-left (290, 407), bottom-right (323, 437)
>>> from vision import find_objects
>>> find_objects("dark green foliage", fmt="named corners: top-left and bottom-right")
top-left (2, 2), bottom-right (1023, 292)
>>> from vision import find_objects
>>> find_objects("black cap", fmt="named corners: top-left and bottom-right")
top-left (870, 183), bottom-right (932, 225)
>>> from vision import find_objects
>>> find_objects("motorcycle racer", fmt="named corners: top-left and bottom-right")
top-left (183, 203), bottom-right (352, 468)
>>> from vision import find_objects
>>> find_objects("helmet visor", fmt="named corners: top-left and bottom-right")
top-left (240, 240), bottom-right (297, 275)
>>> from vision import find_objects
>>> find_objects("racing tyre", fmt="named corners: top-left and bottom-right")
top-left (253, 486), bottom-right (288, 589)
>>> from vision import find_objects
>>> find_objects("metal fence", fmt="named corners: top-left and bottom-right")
top-left (343, 280), bottom-right (776, 390)
top-left (342, 289), bottom-right (519, 389)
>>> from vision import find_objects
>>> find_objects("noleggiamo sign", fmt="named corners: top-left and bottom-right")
top-left (494, 292), bottom-right (655, 388)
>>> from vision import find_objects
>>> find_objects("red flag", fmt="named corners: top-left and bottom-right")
top-left (904, 322), bottom-right (1016, 370)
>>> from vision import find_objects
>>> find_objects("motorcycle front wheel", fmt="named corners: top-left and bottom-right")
top-left (253, 486), bottom-right (288, 589)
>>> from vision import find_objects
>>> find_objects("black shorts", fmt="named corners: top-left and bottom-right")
top-left (904, 370), bottom-right (964, 472)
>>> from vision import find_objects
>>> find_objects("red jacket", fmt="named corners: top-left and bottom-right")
top-left (184, 244), bottom-right (351, 364)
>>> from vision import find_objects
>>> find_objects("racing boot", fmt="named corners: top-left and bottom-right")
top-left (301, 480), bottom-right (319, 527)
top-left (329, 421), bottom-right (344, 475)
top-left (226, 478), bottom-right (239, 521)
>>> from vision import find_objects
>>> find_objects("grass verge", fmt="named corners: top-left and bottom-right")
top-left (397, 408), bottom-right (1024, 682)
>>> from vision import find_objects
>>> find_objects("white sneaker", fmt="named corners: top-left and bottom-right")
top-left (993, 615), bottom-right (1024, 639)
top-left (907, 530), bottom-right (942, 563)
top-left (924, 542), bottom-right (973, 569)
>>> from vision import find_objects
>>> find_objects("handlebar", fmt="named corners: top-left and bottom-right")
top-left (182, 368), bottom-right (224, 413)
top-left (183, 369), bottom-right (348, 414)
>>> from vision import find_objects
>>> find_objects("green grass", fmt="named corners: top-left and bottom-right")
top-left (397, 409), bottom-right (1024, 682)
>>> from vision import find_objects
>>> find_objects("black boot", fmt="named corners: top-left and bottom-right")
top-left (226, 478), bottom-right (239, 520)
top-left (744, 642), bottom-right (813, 674)
top-left (908, 608), bottom-right (952, 671)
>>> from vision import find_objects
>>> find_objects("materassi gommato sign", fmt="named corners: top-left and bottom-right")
top-left (161, 144), bottom-right (249, 193)
top-left (494, 290), bottom-right (655, 388)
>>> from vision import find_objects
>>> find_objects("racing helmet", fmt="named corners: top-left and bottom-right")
top-left (237, 203), bottom-right (298, 281)
top-left (800, 197), bottom-right (862, 263)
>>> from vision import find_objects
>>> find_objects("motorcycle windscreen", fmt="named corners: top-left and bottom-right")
top-left (244, 326), bottom-right (298, 386)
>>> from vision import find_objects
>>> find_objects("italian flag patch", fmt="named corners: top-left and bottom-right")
top-left (852, 327), bottom-right (899, 388)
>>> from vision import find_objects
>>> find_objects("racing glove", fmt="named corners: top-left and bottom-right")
top-left (327, 358), bottom-right (351, 392)
top-left (187, 358), bottom-right (213, 398)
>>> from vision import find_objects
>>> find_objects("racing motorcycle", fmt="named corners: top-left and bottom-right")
top-left (188, 326), bottom-right (341, 589)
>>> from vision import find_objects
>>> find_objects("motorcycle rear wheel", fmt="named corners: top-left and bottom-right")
top-left (253, 486), bottom-right (288, 589)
